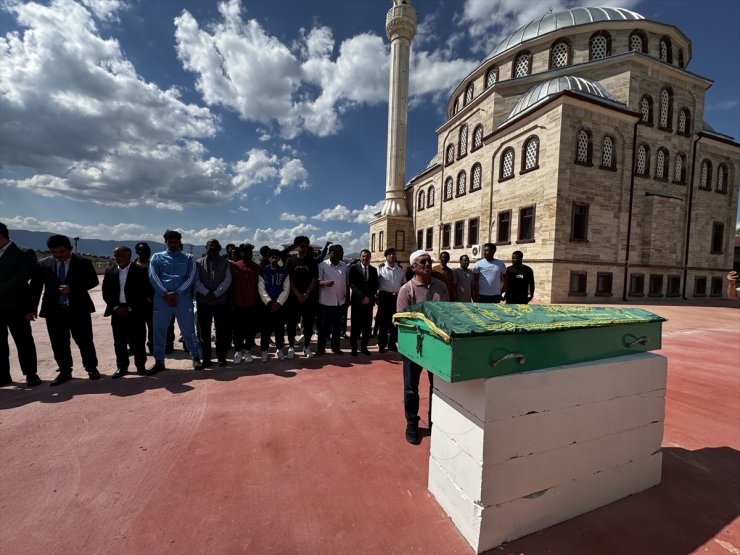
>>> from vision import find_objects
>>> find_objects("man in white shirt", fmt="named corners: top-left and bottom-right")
top-left (316, 245), bottom-right (349, 356)
top-left (472, 243), bottom-right (508, 303)
top-left (376, 247), bottom-right (406, 353)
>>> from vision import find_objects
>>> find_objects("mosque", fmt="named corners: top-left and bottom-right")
top-left (369, 3), bottom-right (739, 302)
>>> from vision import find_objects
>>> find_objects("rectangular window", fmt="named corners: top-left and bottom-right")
top-left (378, 231), bottom-right (384, 252)
top-left (442, 224), bottom-right (451, 249)
top-left (571, 203), bottom-right (589, 241)
top-left (569, 271), bottom-right (587, 296)
top-left (596, 272), bottom-right (613, 296)
top-left (395, 230), bottom-right (405, 253)
top-left (468, 218), bottom-right (479, 246)
top-left (629, 273), bottom-right (645, 296)
top-left (425, 227), bottom-right (433, 250)
top-left (710, 277), bottom-right (723, 297)
top-left (666, 275), bottom-right (681, 297)
top-left (694, 276), bottom-right (707, 296)
top-left (454, 220), bottom-right (464, 248)
top-left (371, 233), bottom-right (376, 253)
top-left (711, 222), bottom-right (724, 254)
top-left (518, 205), bottom-right (536, 242)
top-left (497, 210), bottom-right (511, 244)
top-left (416, 230), bottom-right (423, 250)
top-left (648, 274), bottom-right (663, 296)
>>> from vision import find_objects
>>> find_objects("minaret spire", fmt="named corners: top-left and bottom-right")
top-left (381, 0), bottom-right (416, 216)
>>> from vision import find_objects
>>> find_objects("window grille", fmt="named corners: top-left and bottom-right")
top-left (486, 66), bottom-right (498, 88)
top-left (591, 35), bottom-right (607, 59)
top-left (459, 125), bottom-right (468, 156)
top-left (514, 53), bottom-right (530, 77)
top-left (427, 186), bottom-right (435, 207)
top-left (678, 109), bottom-right (687, 134)
top-left (656, 149), bottom-right (666, 179)
top-left (552, 42), bottom-right (568, 67)
top-left (659, 89), bottom-right (670, 128)
top-left (524, 137), bottom-right (539, 170)
top-left (457, 172), bottom-right (466, 196)
top-left (465, 84), bottom-right (474, 105)
top-left (502, 149), bottom-right (514, 178)
top-left (473, 125), bottom-right (483, 149)
top-left (471, 164), bottom-right (482, 190)
top-left (674, 155), bottom-right (683, 182)
top-left (444, 177), bottom-right (453, 200)
top-left (700, 160), bottom-right (710, 188)
top-left (417, 190), bottom-right (425, 210)
top-left (602, 136), bottom-right (614, 168)
top-left (636, 145), bottom-right (647, 174)
top-left (640, 97), bottom-right (650, 123)
top-left (446, 145), bottom-right (454, 165)
top-left (576, 130), bottom-right (589, 163)
top-left (630, 34), bottom-right (643, 52)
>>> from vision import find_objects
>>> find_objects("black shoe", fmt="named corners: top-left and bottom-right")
top-left (314, 349), bottom-right (326, 357)
top-left (193, 358), bottom-right (204, 371)
top-left (111, 368), bottom-right (128, 379)
top-left (26, 374), bottom-right (42, 387)
top-left (379, 347), bottom-right (386, 353)
top-left (351, 348), bottom-right (358, 357)
top-left (165, 345), bottom-right (174, 354)
top-left (0, 375), bottom-right (12, 386)
top-left (50, 372), bottom-right (72, 387)
top-left (331, 348), bottom-right (344, 355)
top-left (147, 361), bottom-right (165, 375)
top-left (388, 344), bottom-right (398, 352)
top-left (87, 368), bottom-right (101, 380)
top-left (405, 423), bottom-right (420, 445)
top-left (361, 348), bottom-right (371, 356)
top-left (202, 360), bottom-right (212, 369)
top-left (136, 367), bottom-right (147, 376)
top-left (217, 360), bottom-right (227, 367)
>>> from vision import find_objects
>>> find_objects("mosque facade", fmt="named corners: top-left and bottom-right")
top-left (369, 6), bottom-right (739, 302)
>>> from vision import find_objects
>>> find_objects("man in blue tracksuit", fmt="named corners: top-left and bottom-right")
top-left (148, 230), bottom-right (202, 373)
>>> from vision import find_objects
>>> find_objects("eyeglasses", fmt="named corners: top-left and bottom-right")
top-left (415, 259), bottom-right (433, 266)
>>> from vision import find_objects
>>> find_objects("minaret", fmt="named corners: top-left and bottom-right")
top-left (381, 0), bottom-right (416, 217)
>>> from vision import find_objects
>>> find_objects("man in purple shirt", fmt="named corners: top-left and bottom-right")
top-left (396, 249), bottom-right (449, 445)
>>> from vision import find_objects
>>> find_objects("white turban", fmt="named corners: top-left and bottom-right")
top-left (409, 249), bottom-right (428, 265)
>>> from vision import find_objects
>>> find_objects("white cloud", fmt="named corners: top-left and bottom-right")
top-left (79, 0), bottom-right (128, 21)
top-left (280, 212), bottom-right (307, 223)
top-left (4, 216), bottom-right (158, 241)
top-left (316, 230), bottom-right (369, 254)
top-left (251, 223), bottom-right (320, 247)
top-left (231, 148), bottom-right (309, 194)
top-left (311, 204), bottom-right (352, 222)
top-left (351, 201), bottom-right (384, 224)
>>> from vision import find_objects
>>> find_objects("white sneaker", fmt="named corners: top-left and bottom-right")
top-left (277, 350), bottom-right (286, 361)
top-left (303, 346), bottom-right (313, 359)
top-left (260, 351), bottom-right (268, 363)
top-left (243, 351), bottom-right (253, 364)
top-left (234, 350), bottom-right (244, 364)
top-left (287, 346), bottom-right (295, 359)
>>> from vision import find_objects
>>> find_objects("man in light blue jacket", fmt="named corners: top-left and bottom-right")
top-left (148, 230), bottom-right (202, 373)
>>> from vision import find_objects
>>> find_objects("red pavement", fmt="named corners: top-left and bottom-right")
top-left (1, 294), bottom-right (738, 554)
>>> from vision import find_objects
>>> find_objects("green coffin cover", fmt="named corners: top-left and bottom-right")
top-left (393, 303), bottom-right (666, 382)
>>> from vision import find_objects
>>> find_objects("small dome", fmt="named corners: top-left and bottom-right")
top-left (490, 7), bottom-right (644, 58)
top-left (503, 76), bottom-right (621, 124)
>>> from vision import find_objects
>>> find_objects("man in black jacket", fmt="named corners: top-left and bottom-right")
top-left (102, 246), bottom-right (152, 378)
top-left (0, 223), bottom-right (41, 386)
top-left (27, 234), bottom-right (100, 386)
top-left (349, 249), bottom-right (379, 356)
top-left (195, 239), bottom-right (232, 367)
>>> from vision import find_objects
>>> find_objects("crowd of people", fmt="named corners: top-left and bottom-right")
top-left (1, 222), bottom-right (535, 444)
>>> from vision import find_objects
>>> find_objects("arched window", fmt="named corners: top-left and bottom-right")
top-left (456, 171), bottom-right (467, 197)
top-left (471, 163), bottom-right (482, 191)
top-left (513, 51), bottom-right (531, 78)
top-left (630, 31), bottom-right (647, 53)
top-left (601, 136), bottom-right (615, 169)
top-left (659, 37), bottom-right (672, 63)
top-left (655, 148), bottom-right (669, 180)
top-left (464, 83), bottom-right (474, 106)
top-left (636, 144), bottom-right (650, 176)
top-left (659, 88), bottom-right (673, 129)
top-left (678, 108), bottom-right (690, 135)
top-left (485, 65), bottom-right (498, 88)
top-left (452, 98), bottom-right (460, 116)
top-left (522, 136), bottom-right (539, 172)
top-left (472, 125), bottom-right (484, 150)
top-left (700, 159), bottom-right (712, 189)
top-left (550, 40), bottom-right (570, 69)
top-left (640, 95), bottom-right (653, 125)
top-left (427, 186), bottom-right (435, 207)
top-left (673, 154), bottom-right (686, 184)
top-left (445, 144), bottom-right (455, 166)
top-left (589, 31), bottom-right (611, 60)
top-left (716, 163), bottom-right (728, 193)
top-left (500, 148), bottom-right (515, 180)
top-left (459, 125), bottom-right (468, 157)
top-left (575, 129), bottom-right (592, 164)
top-left (417, 190), bottom-right (425, 211)
top-left (678, 48), bottom-right (685, 68)
top-left (444, 177), bottom-right (453, 200)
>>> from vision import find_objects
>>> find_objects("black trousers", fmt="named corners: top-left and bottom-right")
top-left (402, 356), bottom-right (433, 426)
top-left (45, 307), bottom-right (98, 372)
top-left (376, 291), bottom-right (398, 349)
top-left (0, 308), bottom-right (38, 379)
top-left (232, 305), bottom-right (260, 351)
top-left (317, 305), bottom-right (343, 352)
top-left (260, 306), bottom-right (286, 351)
top-left (286, 299), bottom-right (316, 348)
top-left (197, 303), bottom-right (230, 362)
top-left (350, 302), bottom-right (374, 349)
top-left (111, 309), bottom-right (147, 371)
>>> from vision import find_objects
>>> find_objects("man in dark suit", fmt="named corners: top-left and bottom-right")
top-left (0, 223), bottom-right (41, 386)
top-left (27, 234), bottom-right (100, 386)
top-left (103, 246), bottom-right (152, 378)
top-left (349, 249), bottom-right (379, 356)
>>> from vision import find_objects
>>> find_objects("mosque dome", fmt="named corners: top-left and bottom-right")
top-left (503, 75), bottom-right (622, 124)
top-left (490, 7), bottom-right (644, 58)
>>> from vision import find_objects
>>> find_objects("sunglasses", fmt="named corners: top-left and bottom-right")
top-left (415, 259), bottom-right (433, 266)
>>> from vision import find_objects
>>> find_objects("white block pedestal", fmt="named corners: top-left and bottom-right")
top-left (427, 353), bottom-right (667, 553)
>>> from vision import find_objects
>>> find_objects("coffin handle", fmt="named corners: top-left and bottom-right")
top-left (626, 335), bottom-right (649, 348)
top-left (492, 352), bottom-right (526, 368)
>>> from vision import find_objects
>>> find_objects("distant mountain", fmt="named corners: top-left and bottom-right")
top-left (9, 229), bottom-right (206, 258)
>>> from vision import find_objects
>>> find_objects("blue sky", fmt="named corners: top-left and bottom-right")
top-left (2, 0), bottom-right (739, 251)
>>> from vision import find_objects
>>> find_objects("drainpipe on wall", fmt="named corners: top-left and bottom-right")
top-left (682, 135), bottom-right (701, 299)
top-left (622, 120), bottom-right (640, 301)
